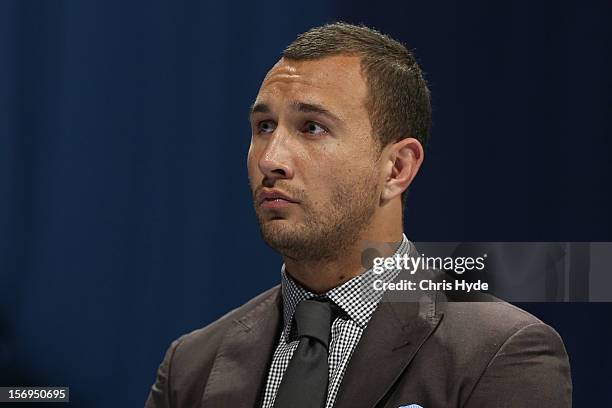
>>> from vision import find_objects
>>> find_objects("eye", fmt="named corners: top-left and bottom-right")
top-left (257, 120), bottom-right (276, 134)
top-left (302, 121), bottom-right (328, 135)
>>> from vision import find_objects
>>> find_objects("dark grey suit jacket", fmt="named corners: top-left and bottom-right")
top-left (145, 272), bottom-right (572, 408)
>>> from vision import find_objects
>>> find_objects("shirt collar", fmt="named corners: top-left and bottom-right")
top-left (280, 234), bottom-right (412, 339)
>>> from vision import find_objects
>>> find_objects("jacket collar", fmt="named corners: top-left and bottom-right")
top-left (200, 287), bottom-right (283, 407)
top-left (200, 239), bottom-right (444, 408)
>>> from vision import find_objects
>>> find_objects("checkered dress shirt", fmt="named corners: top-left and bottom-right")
top-left (260, 234), bottom-right (411, 408)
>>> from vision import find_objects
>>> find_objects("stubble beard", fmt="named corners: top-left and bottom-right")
top-left (253, 171), bottom-right (379, 262)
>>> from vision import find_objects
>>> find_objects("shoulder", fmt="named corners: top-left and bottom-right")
top-left (173, 285), bottom-right (281, 354)
top-left (145, 286), bottom-right (281, 407)
top-left (437, 292), bottom-right (564, 356)
top-left (432, 294), bottom-right (571, 405)
top-left (163, 285), bottom-right (280, 383)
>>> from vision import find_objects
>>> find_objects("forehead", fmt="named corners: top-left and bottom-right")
top-left (256, 55), bottom-right (368, 114)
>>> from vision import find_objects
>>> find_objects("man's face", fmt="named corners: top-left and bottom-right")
top-left (247, 55), bottom-right (383, 260)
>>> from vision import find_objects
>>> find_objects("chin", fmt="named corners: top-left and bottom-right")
top-left (259, 219), bottom-right (304, 248)
top-left (261, 220), bottom-right (299, 240)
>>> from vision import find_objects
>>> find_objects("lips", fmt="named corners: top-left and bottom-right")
top-left (257, 189), bottom-right (299, 206)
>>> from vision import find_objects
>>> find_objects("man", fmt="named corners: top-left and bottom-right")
top-left (145, 23), bottom-right (572, 408)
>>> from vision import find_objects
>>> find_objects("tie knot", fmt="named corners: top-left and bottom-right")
top-left (293, 299), bottom-right (338, 348)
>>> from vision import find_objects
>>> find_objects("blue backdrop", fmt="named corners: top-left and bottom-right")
top-left (1, 0), bottom-right (611, 406)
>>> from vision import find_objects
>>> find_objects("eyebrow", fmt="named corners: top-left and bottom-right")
top-left (248, 101), bottom-right (342, 124)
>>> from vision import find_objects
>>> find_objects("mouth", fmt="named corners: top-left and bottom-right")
top-left (260, 198), bottom-right (296, 209)
top-left (258, 189), bottom-right (299, 209)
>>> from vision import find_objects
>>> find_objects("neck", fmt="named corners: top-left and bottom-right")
top-left (283, 220), bottom-right (404, 294)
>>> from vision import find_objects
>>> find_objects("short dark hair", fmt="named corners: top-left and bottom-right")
top-left (283, 22), bottom-right (432, 210)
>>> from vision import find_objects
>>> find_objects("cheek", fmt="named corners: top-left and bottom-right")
top-left (306, 161), bottom-right (347, 199)
top-left (325, 155), bottom-right (379, 194)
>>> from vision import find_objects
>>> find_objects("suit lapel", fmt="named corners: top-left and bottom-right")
top-left (201, 288), bottom-right (282, 407)
top-left (333, 286), bottom-right (443, 408)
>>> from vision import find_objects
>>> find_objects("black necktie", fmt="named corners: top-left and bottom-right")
top-left (273, 298), bottom-right (338, 408)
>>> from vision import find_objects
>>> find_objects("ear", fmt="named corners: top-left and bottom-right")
top-left (380, 137), bottom-right (424, 204)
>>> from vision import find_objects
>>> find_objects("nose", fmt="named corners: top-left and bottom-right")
top-left (257, 131), bottom-right (294, 182)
